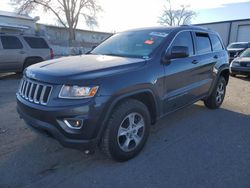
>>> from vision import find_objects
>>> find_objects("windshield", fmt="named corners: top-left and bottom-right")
top-left (240, 48), bottom-right (250, 57)
top-left (228, 43), bottom-right (248, 49)
top-left (91, 30), bottom-right (171, 58)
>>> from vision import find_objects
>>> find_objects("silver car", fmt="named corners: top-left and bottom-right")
top-left (0, 34), bottom-right (53, 73)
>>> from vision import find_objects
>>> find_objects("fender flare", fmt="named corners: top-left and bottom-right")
top-left (96, 88), bottom-right (159, 142)
top-left (208, 65), bottom-right (229, 96)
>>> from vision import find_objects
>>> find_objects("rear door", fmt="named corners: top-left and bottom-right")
top-left (163, 31), bottom-right (202, 113)
top-left (193, 32), bottom-right (221, 96)
top-left (0, 35), bottom-right (25, 72)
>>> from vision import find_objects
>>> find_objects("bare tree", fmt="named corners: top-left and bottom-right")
top-left (158, 0), bottom-right (196, 26)
top-left (11, 0), bottom-right (102, 43)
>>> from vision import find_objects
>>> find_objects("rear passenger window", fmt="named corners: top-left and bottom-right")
top-left (24, 37), bottom-right (49, 49)
top-left (210, 34), bottom-right (223, 51)
top-left (0, 36), bottom-right (23, 49)
top-left (171, 31), bottom-right (194, 56)
top-left (195, 33), bottom-right (212, 54)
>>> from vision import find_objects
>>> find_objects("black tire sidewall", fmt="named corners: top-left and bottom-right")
top-left (204, 76), bottom-right (227, 109)
top-left (106, 101), bottom-right (150, 161)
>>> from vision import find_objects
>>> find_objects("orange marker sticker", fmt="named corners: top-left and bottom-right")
top-left (144, 40), bottom-right (154, 45)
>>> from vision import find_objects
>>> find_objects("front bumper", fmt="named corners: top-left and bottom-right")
top-left (230, 66), bottom-right (250, 75)
top-left (17, 94), bottom-right (110, 151)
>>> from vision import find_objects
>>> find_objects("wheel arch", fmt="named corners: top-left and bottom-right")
top-left (219, 68), bottom-right (230, 85)
top-left (23, 56), bottom-right (44, 71)
top-left (97, 89), bottom-right (159, 142)
top-left (24, 56), bottom-right (44, 64)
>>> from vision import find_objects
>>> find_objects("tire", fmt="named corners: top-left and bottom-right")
top-left (100, 99), bottom-right (150, 162)
top-left (230, 73), bottom-right (236, 77)
top-left (204, 76), bottom-right (227, 109)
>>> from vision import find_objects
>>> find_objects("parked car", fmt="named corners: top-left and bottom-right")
top-left (16, 26), bottom-right (229, 161)
top-left (0, 34), bottom-right (54, 73)
top-left (230, 48), bottom-right (250, 77)
top-left (227, 42), bottom-right (250, 62)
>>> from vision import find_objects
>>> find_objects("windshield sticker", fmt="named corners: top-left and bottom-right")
top-left (144, 40), bottom-right (154, 45)
top-left (150, 32), bottom-right (168, 37)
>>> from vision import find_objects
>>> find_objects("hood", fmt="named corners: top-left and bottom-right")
top-left (25, 55), bottom-right (146, 84)
top-left (234, 57), bottom-right (250, 62)
top-left (227, 48), bottom-right (245, 52)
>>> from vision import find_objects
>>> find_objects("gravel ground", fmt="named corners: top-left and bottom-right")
top-left (0, 73), bottom-right (249, 188)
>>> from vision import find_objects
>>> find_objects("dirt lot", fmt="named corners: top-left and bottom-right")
top-left (0, 73), bottom-right (249, 188)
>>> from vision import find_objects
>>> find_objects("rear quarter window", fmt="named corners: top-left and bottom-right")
top-left (195, 33), bottom-right (212, 55)
top-left (0, 36), bottom-right (23, 49)
top-left (210, 34), bottom-right (224, 51)
top-left (24, 37), bottom-right (49, 49)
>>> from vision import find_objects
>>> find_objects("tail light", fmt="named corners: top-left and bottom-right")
top-left (50, 48), bottom-right (54, 59)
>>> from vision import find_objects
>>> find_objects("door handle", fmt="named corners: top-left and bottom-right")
top-left (213, 55), bottom-right (218, 59)
top-left (19, 51), bottom-right (25, 54)
top-left (192, 60), bottom-right (199, 64)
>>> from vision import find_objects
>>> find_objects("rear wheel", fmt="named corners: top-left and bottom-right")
top-left (204, 76), bottom-right (226, 109)
top-left (230, 73), bottom-right (236, 77)
top-left (100, 99), bottom-right (150, 162)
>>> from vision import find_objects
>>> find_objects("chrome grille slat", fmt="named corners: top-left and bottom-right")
top-left (21, 80), bottom-right (27, 97)
top-left (19, 79), bottom-right (24, 93)
top-left (24, 81), bottom-right (30, 99)
top-left (28, 83), bottom-right (34, 102)
top-left (33, 84), bottom-right (40, 104)
top-left (40, 86), bottom-right (47, 105)
top-left (18, 78), bottom-right (52, 105)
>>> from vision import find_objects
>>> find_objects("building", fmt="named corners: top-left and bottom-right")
top-left (0, 10), bottom-right (38, 34)
top-left (196, 18), bottom-right (250, 46)
top-left (37, 24), bottom-right (111, 55)
top-left (0, 10), bottom-right (111, 56)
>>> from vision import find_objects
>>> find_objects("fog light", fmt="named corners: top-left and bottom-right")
top-left (64, 119), bottom-right (83, 129)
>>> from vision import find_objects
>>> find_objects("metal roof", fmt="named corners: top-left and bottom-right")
top-left (195, 18), bottom-right (250, 26)
top-left (0, 10), bottom-right (35, 21)
top-left (0, 23), bottom-right (30, 31)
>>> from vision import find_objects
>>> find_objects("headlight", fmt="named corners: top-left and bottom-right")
top-left (59, 85), bottom-right (99, 99)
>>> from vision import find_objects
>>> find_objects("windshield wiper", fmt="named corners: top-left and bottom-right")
top-left (102, 53), bottom-right (144, 59)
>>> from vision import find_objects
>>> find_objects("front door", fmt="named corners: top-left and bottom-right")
top-left (163, 31), bottom-right (201, 114)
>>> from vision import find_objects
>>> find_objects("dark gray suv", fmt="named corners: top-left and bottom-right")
top-left (0, 34), bottom-right (53, 73)
top-left (17, 26), bottom-right (229, 161)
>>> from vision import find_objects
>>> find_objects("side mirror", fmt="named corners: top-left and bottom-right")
top-left (162, 46), bottom-right (189, 63)
top-left (170, 46), bottom-right (189, 59)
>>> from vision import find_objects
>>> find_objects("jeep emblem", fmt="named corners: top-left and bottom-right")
top-left (26, 71), bottom-right (36, 79)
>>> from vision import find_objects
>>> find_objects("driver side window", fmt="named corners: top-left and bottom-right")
top-left (171, 31), bottom-right (194, 56)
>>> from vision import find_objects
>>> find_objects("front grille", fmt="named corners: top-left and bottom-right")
top-left (19, 78), bottom-right (53, 105)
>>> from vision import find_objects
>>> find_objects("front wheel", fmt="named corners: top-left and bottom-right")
top-left (204, 76), bottom-right (227, 109)
top-left (100, 99), bottom-right (150, 162)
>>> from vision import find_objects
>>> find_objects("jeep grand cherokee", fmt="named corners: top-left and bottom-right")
top-left (17, 26), bottom-right (229, 161)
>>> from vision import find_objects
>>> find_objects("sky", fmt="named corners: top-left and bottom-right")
top-left (1, 0), bottom-right (250, 32)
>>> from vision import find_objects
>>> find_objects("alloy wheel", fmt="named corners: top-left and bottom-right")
top-left (117, 112), bottom-right (145, 152)
top-left (216, 82), bottom-right (225, 104)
